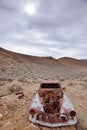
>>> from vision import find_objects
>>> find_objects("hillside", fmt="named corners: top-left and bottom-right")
top-left (0, 47), bottom-right (60, 66)
top-left (0, 47), bottom-right (87, 130)
top-left (0, 47), bottom-right (87, 82)
top-left (58, 57), bottom-right (87, 68)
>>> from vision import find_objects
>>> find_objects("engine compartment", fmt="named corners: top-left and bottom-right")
top-left (36, 89), bottom-right (65, 123)
top-left (40, 89), bottom-right (63, 113)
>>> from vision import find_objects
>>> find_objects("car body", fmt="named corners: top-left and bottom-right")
top-left (29, 80), bottom-right (77, 127)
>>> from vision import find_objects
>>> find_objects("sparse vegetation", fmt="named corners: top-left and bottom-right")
top-left (0, 48), bottom-right (87, 130)
top-left (83, 78), bottom-right (87, 82)
top-left (7, 102), bottom-right (18, 111)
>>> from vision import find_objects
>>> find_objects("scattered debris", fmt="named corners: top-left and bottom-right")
top-left (18, 93), bottom-right (24, 99)
top-left (15, 91), bottom-right (24, 99)
top-left (0, 93), bottom-right (10, 98)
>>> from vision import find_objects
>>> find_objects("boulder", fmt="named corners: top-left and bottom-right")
top-left (9, 84), bottom-right (23, 93)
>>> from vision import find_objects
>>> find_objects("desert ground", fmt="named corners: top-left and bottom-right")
top-left (0, 48), bottom-right (87, 130)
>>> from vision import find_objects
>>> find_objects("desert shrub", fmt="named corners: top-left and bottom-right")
top-left (7, 78), bottom-right (13, 82)
top-left (0, 81), bottom-right (5, 86)
top-left (0, 78), bottom-right (13, 82)
top-left (18, 60), bottom-right (23, 63)
top-left (0, 78), bottom-right (7, 81)
top-left (0, 68), bottom-right (6, 72)
top-left (7, 103), bottom-right (18, 111)
top-left (83, 78), bottom-right (87, 82)
top-left (68, 82), bottom-right (74, 86)
top-left (60, 78), bottom-right (65, 81)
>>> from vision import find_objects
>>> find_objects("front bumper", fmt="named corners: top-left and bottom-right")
top-left (29, 114), bottom-right (77, 127)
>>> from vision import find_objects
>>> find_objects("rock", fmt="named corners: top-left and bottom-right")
top-left (22, 113), bottom-right (26, 116)
top-left (9, 84), bottom-right (23, 93)
top-left (0, 113), bottom-right (3, 120)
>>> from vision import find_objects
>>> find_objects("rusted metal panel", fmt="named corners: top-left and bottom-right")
top-left (29, 81), bottom-right (77, 128)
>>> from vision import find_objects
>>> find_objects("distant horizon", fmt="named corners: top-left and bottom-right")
top-left (0, 46), bottom-right (87, 60)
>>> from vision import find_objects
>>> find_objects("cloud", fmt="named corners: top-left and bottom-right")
top-left (0, 0), bottom-right (87, 59)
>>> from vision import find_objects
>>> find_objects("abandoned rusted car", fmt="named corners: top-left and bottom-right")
top-left (29, 80), bottom-right (77, 127)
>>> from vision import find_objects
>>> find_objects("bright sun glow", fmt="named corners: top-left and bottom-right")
top-left (24, 4), bottom-right (36, 15)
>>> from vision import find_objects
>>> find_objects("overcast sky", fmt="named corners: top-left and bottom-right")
top-left (0, 0), bottom-right (87, 59)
